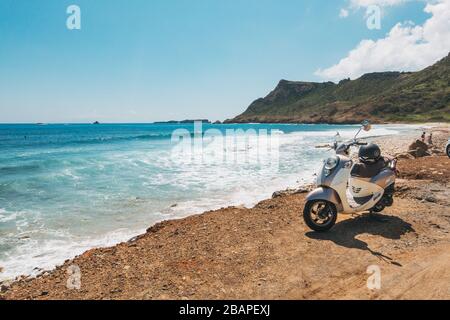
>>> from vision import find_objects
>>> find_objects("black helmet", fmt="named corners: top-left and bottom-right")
top-left (358, 143), bottom-right (381, 164)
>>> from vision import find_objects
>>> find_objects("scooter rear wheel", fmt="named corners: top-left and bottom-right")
top-left (303, 200), bottom-right (337, 232)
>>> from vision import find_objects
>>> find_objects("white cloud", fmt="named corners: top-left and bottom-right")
top-left (339, 0), bottom-right (409, 20)
top-left (316, 0), bottom-right (450, 81)
top-left (339, 8), bottom-right (350, 18)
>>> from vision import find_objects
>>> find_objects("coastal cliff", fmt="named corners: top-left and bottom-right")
top-left (226, 53), bottom-right (450, 124)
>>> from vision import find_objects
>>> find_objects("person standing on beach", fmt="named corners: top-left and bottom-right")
top-left (421, 131), bottom-right (426, 142)
top-left (427, 133), bottom-right (433, 145)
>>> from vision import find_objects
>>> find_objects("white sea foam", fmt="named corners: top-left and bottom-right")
top-left (0, 228), bottom-right (143, 281)
top-left (0, 208), bottom-right (19, 223)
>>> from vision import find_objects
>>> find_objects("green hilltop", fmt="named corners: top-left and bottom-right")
top-left (226, 53), bottom-right (450, 124)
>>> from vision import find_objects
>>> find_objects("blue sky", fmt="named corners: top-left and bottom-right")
top-left (0, 0), bottom-right (445, 123)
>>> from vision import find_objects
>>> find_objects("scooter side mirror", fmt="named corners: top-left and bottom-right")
top-left (354, 120), bottom-right (371, 139)
top-left (361, 120), bottom-right (371, 132)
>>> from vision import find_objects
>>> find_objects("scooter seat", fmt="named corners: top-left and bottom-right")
top-left (351, 158), bottom-right (387, 178)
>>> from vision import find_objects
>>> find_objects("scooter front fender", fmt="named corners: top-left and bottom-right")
top-left (306, 187), bottom-right (343, 212)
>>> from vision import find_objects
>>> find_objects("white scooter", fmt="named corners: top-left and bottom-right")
top-left (303, 121), bottom-right (398, 232)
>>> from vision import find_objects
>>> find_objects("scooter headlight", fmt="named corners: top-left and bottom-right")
top-left (323, 156), bottom-right (339, 177)
top-left (324, 156), bottom-right (339, 170)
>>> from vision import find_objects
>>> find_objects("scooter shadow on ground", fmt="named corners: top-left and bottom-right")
top-left (305, 213), bottom-right (415, 266)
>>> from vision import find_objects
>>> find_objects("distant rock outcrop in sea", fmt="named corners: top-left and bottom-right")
top-left (154, 119), bottom-right (211, 124)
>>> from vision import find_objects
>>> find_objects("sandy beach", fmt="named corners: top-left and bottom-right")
top-left (1, 125), bottom-right (449, 300)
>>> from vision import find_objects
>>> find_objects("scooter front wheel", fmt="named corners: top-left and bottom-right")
top-left (303, 200), bottom-right (337, 232)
